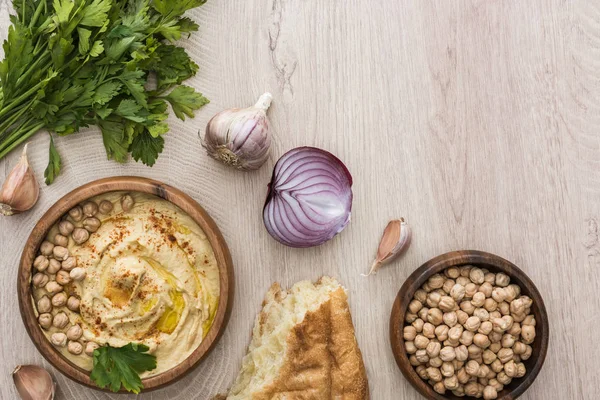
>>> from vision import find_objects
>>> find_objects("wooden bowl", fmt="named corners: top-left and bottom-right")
top-left (17, 177), bottom-right (234, 392)
top-left (390, 250), bottom-right (548, 400)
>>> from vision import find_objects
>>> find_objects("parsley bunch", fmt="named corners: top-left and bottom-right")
top-left (0, 0), bottom-right (210, 184)
top-left (90, 342), bottom-right (157, 393)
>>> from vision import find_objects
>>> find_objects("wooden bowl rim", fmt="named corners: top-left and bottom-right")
top-left (17, 176), bottom-right (235, 393)
top-left (389, 250), bottom-right (549, 400)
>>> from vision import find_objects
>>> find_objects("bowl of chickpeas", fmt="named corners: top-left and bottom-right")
top-left (390, 250), bottom-right (548, 400)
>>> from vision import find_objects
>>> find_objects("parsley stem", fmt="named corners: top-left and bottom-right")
top-left (28, 0), bottom-right (46, 29)
top-left (0, 78), bottom-right (50, 119)
top-left (0, 102), bottom-right (31, 133)
top-left (0, 121), bottom-right (44, 159)
top-left (15, 53), bottom-right (50, 88)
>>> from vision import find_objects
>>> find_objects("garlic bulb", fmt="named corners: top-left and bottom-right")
top-left (202, 93), bottom-right (273, 170)
top-left (0, 144), bottom-right (39, 215)
top-left (12, 365), bottom-right (55, 400)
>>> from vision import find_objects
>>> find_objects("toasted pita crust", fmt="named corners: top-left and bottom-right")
top-left (225, 277), bottom-right (369, 400)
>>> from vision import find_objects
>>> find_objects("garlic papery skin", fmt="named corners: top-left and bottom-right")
top-left (12, 365), bottom-right (55, 400)
top-left (0, 144), bottom-right (39, 216)
top-left (202, 93), bottom-right (273, 170)
top-left (364, 218), bottom-right (412, 276)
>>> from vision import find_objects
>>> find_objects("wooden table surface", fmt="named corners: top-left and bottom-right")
top-left (1, 1), bottom-right (599, 399)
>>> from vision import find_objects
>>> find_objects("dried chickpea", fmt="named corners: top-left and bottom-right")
top-left (469, 268), bottom-right (485, 284)
top-left (468, 344), bottom-right (483, 357)
top-left (443, 312), bottom-right (458, 327)
top-left (484, 298), bottom-right (498, 312)
top-left (521, 325), bottom-right (536, 344)
top-left (464, 382), bottom-right (480, 397)
top-left (409, 354), bottom-right (420, 366)
top-left (515, 363), bottom-right (526, 378)
top-left (403, 326), bottom-right (417, 341)
top-left (503, 285), bottom-right (517, 302)
top-left (408, 299), bottom-right (423, 314)
top-left (427, 308), bottom-right (443, 325)
top-left (497, 371), bottom-right (511, 385)
top-left (435, 325), bottom-right (450, 341)
top-left (456, 310), bottom-right (469, 325)
top-left (498, 301), bottom-right (510, 316)
top-left (445, 267), bottom-right (460, 279)
top-left (489, 310), bottom-right (502, 320)
top-left (418, 307), bottom-right (429, 321)
top-left (442, 279), bottom-right (455, 294)
top-left (414, 289), bottom-right (427, 304)
top-left (501, 334), bottom-right (516, 348)
top-left (452, 359), bottom-right (464, 370)
top-left (448, 325), bottom-right (463, 341)
top-left (492, 317), bottom-right (510, 333)
top-left (415, 335), bottom-right (430, 349)
top-left (479, 282), bottom-right (493, 297)
top-left (489, 342), bottom-right (502, 354)
top-left (489, 378), bottom-right (503, 392)
top-left (522, 314), bottom-right (536, 326)
top-left (488, 331), bottom-right (502, 344)
top-left (427, 367), bottom-right (443, 382)
top-left (471, 292), bottom-right (486, 308)
top-left (416, 365), bottom-right (428, 380)
top-left (460, 330), bottom-right (474, 346)
top-left (456, 276), bottom-right (470, 286)
top-left (460, 265), bottom-right (473, 277)
top-left (452, 386), bottom-right (466, 397)
top-left (430, 357), bottom-right (443, 368)
top-left (455, 345), bottom-right (469, 361)
top-left (412, 318), bottom-right (425, 332)
top-left (465, 283), bottom-right (478, 298)
top-left (490, 359), bottom-right (504, 373)
top-left (423, 322), bottom-right (436, 339)
top-left (405, 312), bottom-right (418, 323)
top-left (464, 316), bottom-right (481, 332)
top-left (482, 349), bottom-right (497, 364)
top-left (427, 292), bottom-right (442, 308)
top-left (495, 273), bottom-right (510, 287)
top-left (483, 385), bottom-right (498, 400)
top-left (426, 341), bottom-right (442, 358)
top-left (521, 345), bottom-right (532, 361)
top-left (465, 360), bottom-right (480, 376)
top-left (477, 365), bottom-right (490, 379)
top-left (428, 274), bottom-right (445, 289)
top-left (473, 333), bottom-right (491, 348)
top-left (497, 348), bottom-right (514, 363)
top-left (457, 367), bottom-right (470, 384)
top-left (513, 312), bottom-right (527, 323)
top-left (512, 341), bottom-right (527, 355)
top-left (478, 321), bottom-right (493, 335)
top-left (405, 341), bottom-right (417, 354)
top-left (450, 284), bottom-right (466, 302)
top-left (415, 349), bottom-right (429, 364)
top-left (438, 296), bottom-right (456, 312)
top-left (504, 360), bottom-right (517, 378)
top-left (421, 282), bottom-right (432, 292)
top-left (473, 307), bottom-right (490, 321)
top-left (444, 375), bottom-right (459, 390)
top-left (433, 382), bottom-right (446, 394)
top-left (491, 288), bottom-right (506, 303)
top-left (460, 301), bottom-right (475, 315)
top-left (440, 346), bottom-right (456, 362)
top-left (441, 361), bottom-right (455, 377)
top-left (484, 272), bottom-right (496, 284)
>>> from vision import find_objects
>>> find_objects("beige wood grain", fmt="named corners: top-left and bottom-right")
top-left (0, 0), bottom-right (598, 399)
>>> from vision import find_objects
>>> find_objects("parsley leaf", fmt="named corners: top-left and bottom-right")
top-left (165, 86), bottom-right (209, 120)
top-left (130, 129), bottom-right (164, 166)
top-left (90, 343), bottom-right (157, 394)
top-left (44, 135), bottom-right (62, 185)
top-left (99, 119), bottom-right (130, 162)
top-left (80, 0), bottom-right (112, 27)
top-left (93, 81), bottom-right (123, 106)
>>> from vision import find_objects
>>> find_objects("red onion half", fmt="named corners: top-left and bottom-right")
top-left (263, 147), bottom-right (353, 248)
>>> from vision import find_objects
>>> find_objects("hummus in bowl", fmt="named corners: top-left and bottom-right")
top-left (19, 177), bottom-right (233, 391)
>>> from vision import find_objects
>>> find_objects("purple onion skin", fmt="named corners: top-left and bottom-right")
top-left (263, 146), bottom-right (353, 248)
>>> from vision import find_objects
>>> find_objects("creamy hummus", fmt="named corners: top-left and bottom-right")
top-left (32, 192), bottom-right (220, 377)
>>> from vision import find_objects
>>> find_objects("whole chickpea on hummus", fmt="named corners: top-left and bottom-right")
top-left (31, 192), bottom-right (220, 377)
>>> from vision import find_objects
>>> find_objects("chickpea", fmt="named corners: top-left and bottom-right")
top-left (426, 367), bottom-right (442, 382)
top-left (403, 326), bottom-right (417, 341)
top-left (489, 310), bottom-right (502, 320)
top-left (33, 255), bottom-right (49, 272)
top-left (460, 265), bottom-right (473, 277)
top-left (405, 312), bottom-right (418, 323)
top-left (67, 296), bottom-right (80, 312)
top-left (426, 341), bottom-right (441, 358)
top-left (477, 365), bottom-right (490, 378)
top-left (422, 282), bottom-right (432, 292)
top-left (445, 267), bottom-right (460, 279)
top-left (414, 289), bottom-right (427, 304)
top-left (457, 367), bottom-right (470, 384)
top-left (435, 325), bottom-right (450, 341)
top-left (456, 310), bottom-right (469, 325)
top-left (479, 282), bottom-right (493, 297)
top-left (440, 361), bottom-right (454, 377)
top-left (504, 360), bottom-right (517, 378)
top-left (56, 270), bottom-right (71, 285)
top-left (429, 357), bottom-right (443, 368)
top-left (474, 333), bottom-right (491, 348)
top-left (497, 371), bottom-right (511, 385)
top-left (45, 281), bottom-right (62, 294)
top-left (468, 344), bottom-right (483, 357)
top-left (456, 276), bottom-right (470, 286)
top-left (444, 375), bottom-right (459, 390)
top-left (50, 333), bottom-right (67, 347)
top-left (428, 274), bottom-right (445, 289)
top-left (416, 365), bottom-right (428, 380)
top-left (465, 360), bottom-right (480, 376)
top-left (448, 325), bottom-right (463, 341)
top-left (68, 341), bottom-right (84, 355)
top-left (492, 317), bottom-right (510, 333)
top-left (488, 331), bottom-right (502, 344)
top-left (72, 228), bottom-right (90, 245)
top-left (484, 298), bottom-right (498, 312)
top-left (490, 359), bottom-right (504, 373)
top-left (442, 279), bottom-right (455, 294)
top-left (473, 307), bottom-right (490, 321)
top-left (427, 292), bottom-right (442, 308)
top-left (415, 335), bottom-right (430, 349)
top-left (452, 386), bottom-right (466, 397)
top-left (409, 355), bottom-right (420, 366)
top-left (450, 284), bottom-right (465, 302)
top-left (53, 312), bottom-right (69, 328)
top-left (522, 314), bottom-right (536, 326)
top-left (433, 382), bottom-right (446, 395)
top-left (408, 299), bottom-right (423, 314)
top-left (82, 201), bottom-right (98, 217)
top-left (498, 348), bottom-right (514, 363)
top-left (515, 363), bottom-right (526, 378)
top-left (405, 341), bottom-right (417, 354)
top-left (460, 330), bottom-right (474, 346)
top-left (455, 345), bottom-right (469, 361)
top-left (83, 217), bottom-right (101, 233)
top-left (58, 220), bottom-right (75, 236)
top-left (412, 318), bottom-right (425, 332)
top-left (438, 296), bottom-right (456, 312)
top-left (521, 345), bottom-right (533, 361)
top-left (121, 194), bottom-right (135, 211)
top-left (478, 321), bottom-right (493, 335)
top-left (464, 316), bottom-right (481, 332)
top-left (471, 292), bottom-right (486, 308)
top-left (423, 322), bottom-right (436, 339)
top-left (460, 301), bottom-right (475, 315)
top-left (47, 259), bottom-right (61, 274)
top-left (52, 246), bottom-right (69, 261)
top-left (469, 268), bottom-right (485, 284)
top-left (38, 313), bottom-right (52, 329)
top-left (495, 273), bottom-right (510, 287)
top-left (52, 292), bottom-right (67, 307)
top-left (37, 296), bottom-right (52, 313)
top-left (32, 273), bottom-right (49, 288)
top-left (498, 301), bottom-right (510, 316)
top-left (443, 311), bottom-right (458, 327)
top-left (440, 346), bottom-right (456, 362)
top-left (482, 349), bottom-right (497, 364)
top-left (40, 241), bottom-right (54, 256)
top-left (53, 234), bottom-right (68, 247)
top-left (521, 325), bottom-right (536, 344)
top-left (99, 200), bottom-right (114, 214)
top-left (67, 324), bottom-right (83, 340)
top-left (483, 385), bottom-right (498, 400)
top-left (465, 283), bottom-right (478, 298)
top-left (415, 349), bottom-right (429, 364)
top-left (418, 307), bottom-right (429, 321)
top-left (427, 308), bottom-right (444, 325)
top-left (489, 342), bottom-right (502, 354)
top-left (68, 206), bottom-right (83, 221)
top-left (501, 334), bottom-right (516, 348)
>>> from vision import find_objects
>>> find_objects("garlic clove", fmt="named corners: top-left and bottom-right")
top-left (12, 365), bottom-right (55, 400)
top-left (364, 218), bottom-right (411, 276)
top-left (202, 93), bottom-right (273, 170)
top-left (0, 144), bottom-right (40, 216)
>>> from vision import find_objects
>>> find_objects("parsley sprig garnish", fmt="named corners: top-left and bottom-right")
top-left (90, 342), bottom-right (157, 393)
top-left (0, 0), bottom-right (210, 184)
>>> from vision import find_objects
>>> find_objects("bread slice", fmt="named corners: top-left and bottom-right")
top-left (225, 276), bottom-right (369, 399)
